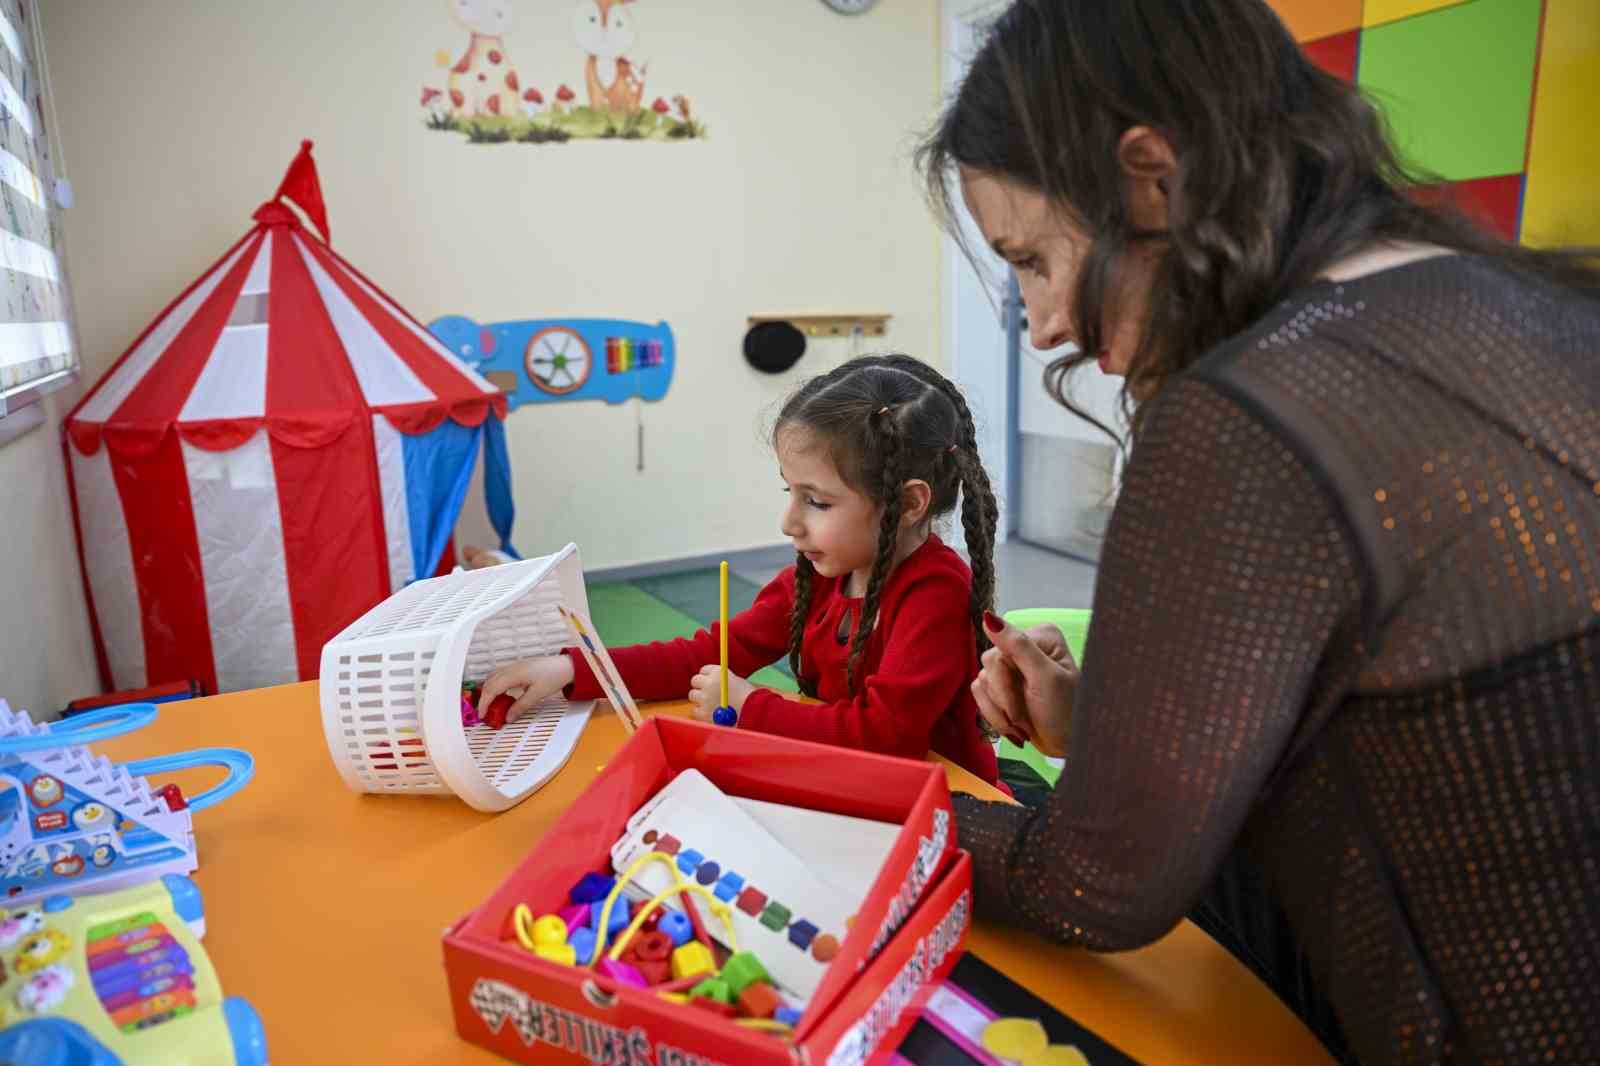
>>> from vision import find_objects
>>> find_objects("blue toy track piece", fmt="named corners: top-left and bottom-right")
top-left (0, 703), bottom-right (158, 754)
top-left (123, 748), bottom-right (255, 812)
top-left (712, 705), bottom-right (738, 727)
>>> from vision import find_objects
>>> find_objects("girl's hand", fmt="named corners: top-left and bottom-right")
top-left (687, 665), bottom-right (753, 723)
top-left (973, 615), bottom-right (1078, 757)
top-left (478, 655), bottom-right (575, 725)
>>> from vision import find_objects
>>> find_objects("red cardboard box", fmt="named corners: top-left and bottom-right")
top-left (444, 717), bottom-right (972, 1066)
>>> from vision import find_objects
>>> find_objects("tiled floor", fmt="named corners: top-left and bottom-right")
top-left (730, 539), bottom-right (1097, 614)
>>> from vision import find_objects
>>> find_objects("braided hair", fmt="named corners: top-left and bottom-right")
top-left (774, 355), bottom-right (1000, 694)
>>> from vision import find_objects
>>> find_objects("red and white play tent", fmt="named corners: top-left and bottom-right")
top-left (65, 142), bottom-right (517, 696)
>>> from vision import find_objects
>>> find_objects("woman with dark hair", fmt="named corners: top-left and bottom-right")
top-left (920, 2), bottom-right (1599, 1063)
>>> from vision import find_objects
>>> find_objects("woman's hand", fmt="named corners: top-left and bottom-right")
top-left (478, 655), bottom-right (575, 724)
top-left (973, 616), bottom-right (1078, 757)
top-left (688, 665), bottom-right (754, 723)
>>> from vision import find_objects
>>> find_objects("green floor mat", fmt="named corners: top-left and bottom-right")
top-left (585, 582), bottom-right (700, 646)
top-left (633, 568), bottom-right (795, 682)
top-left (634, 568), bottom-right (764, 622)
top-left (586, 580), bottom-right (798, 694)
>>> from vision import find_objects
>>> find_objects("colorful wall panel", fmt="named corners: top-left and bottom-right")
top-left (1273, 0), bottom-right (1599, 246)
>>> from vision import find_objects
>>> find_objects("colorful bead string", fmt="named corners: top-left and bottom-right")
top-left (642, 828), bottom-right (842, 964)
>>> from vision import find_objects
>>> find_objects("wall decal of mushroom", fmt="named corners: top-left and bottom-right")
top-left (435, 0), bottom-right (526, 119)
top-left (418, 0), bottom-right (707, 143)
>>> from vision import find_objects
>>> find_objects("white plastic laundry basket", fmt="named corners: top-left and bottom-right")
top-left (318, 543), bottom-right (595, 812)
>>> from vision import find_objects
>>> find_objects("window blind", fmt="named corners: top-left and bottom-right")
top-left (0, 0), bottom-right (74, 419)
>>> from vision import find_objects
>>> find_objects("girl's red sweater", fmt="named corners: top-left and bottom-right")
top-left (566, 535), bottom-right (1002, 787)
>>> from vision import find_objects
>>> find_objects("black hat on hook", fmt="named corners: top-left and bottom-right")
top-left (743, 321), bottom-right (806, 374)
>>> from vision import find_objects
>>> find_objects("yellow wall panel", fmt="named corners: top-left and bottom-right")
top-left (1364, 0), bottom-right (1473, 27)
top-left (1522, 0), bottom-right (1600, 245)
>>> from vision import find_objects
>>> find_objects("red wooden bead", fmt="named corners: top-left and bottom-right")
top-left (737, 981), bottom-right (782, 1019)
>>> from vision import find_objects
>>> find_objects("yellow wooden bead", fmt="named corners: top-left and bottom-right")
top-left (531, 914), bottom-right (568, 947)
top-left (534, 942), bottom-right (577, 966)
top-left (670, 940), bottom-right (716, 981)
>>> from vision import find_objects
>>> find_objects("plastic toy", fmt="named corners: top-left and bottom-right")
top-left (659, 910), bottom-right (693, 947)
top-left (712, 561), bottom-right (738, 727)
top-left (428, 315), bottom-right (676, 411)
top-left (570, 872), bottom-right (614, 903)
top-left (689, 977), bottom-right (731, 1004)
top-left (670, 941), bottom-right (715, 981)
top-left (319, 544), bottom-right (597, 812)
top-left (1, 702), bottom-right (253, 907)
top-left (738, 981), bottom-right (782, 1019)
top-left (505, 858), bottom-right (801, 1038)
top-left (721, 952), bottom-right (771, 996)
top-left (0, 874), bottom-right (267, 1065)
top-left (558, 604), bottom-right (644, 734)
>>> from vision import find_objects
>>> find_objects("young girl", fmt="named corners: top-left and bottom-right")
top-left (477, 354), bottom-right (1005, 786)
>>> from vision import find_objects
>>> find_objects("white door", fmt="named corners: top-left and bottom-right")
top-left (941, 0), bottom-right (1013, 545)
top-left (940, 0), bottom-right (1125, 561)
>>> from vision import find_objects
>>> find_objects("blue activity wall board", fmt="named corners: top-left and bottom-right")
top-left (429, 316), bottom-right (676, 412)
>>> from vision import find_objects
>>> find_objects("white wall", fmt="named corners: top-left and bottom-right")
top-left (44, 0), bottom-right (945, 571)
top-left (0, 390), bottom-right (98, 717)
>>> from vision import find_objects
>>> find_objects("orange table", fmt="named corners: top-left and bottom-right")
top-left (88, 684), bottom-right (1332, 1064)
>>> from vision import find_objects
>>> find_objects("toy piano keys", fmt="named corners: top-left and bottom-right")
top-left (0, 701), bottom-right (253, 907)
top-left (0, 874), bottom-right (268, 1065)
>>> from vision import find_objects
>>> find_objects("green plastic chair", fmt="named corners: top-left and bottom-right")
top-left (993, 607), bottom-right (1090, 787)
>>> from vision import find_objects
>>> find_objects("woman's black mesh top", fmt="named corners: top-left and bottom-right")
top-left (956, 254), bottom-right (1600, 1064)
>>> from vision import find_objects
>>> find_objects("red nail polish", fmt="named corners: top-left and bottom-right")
top-left (983, 611), bottom-right (1002, 633)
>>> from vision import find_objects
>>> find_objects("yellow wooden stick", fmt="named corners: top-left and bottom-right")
top-left (719, 560), bottom-right (730, 708)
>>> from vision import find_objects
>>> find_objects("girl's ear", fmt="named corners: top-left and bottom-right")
top-left (899, 479), bottom-right (933, 528)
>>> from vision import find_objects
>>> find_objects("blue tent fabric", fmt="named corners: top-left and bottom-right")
top-left (482, 415), bottom-right (519, 559)
top-left (401, 420), bottom-right (483, 579)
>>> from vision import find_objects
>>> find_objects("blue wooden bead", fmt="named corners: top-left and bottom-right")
top-left (713, 871), bottom-right (745, 902)
top-left (570, 927), bottom-right (598, 965)
top-left (570, 872), bottom-right (615, 904)
top-left (660, 910), bottom-right (694, 947)
top-left (787, 919), bottom-right (818, 950)
top-left (593, 896), bottom-right (632, 936)
top-left (677, 849), bottom-right (704, 875)
top-left (712, 705), bottom-right (738, 727)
